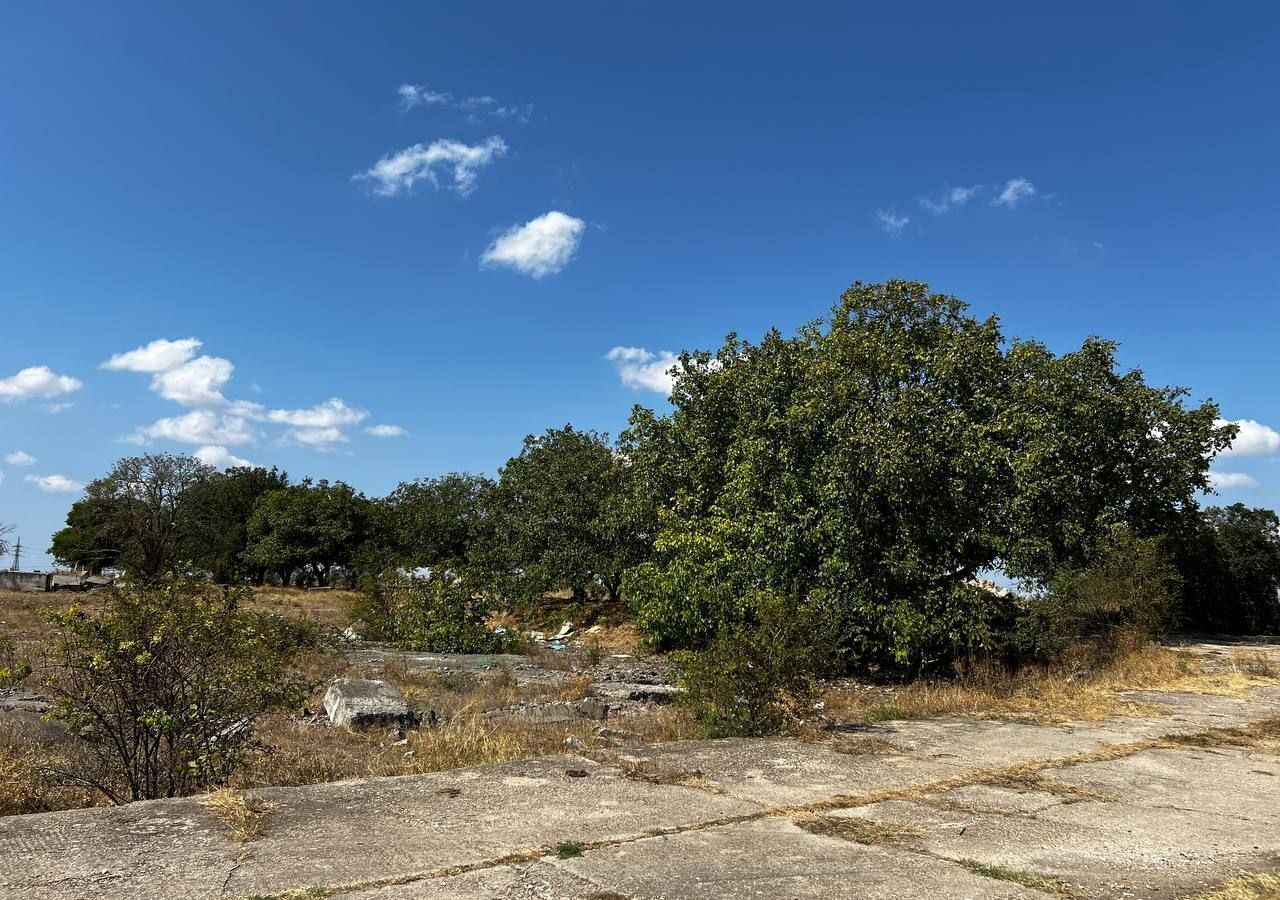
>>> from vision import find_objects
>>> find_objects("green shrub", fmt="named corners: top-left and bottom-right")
top-left (352, 574), bottom-right (513, 653)
top-left (42, 581), bottom-right (310, 803)
top-left (1019, 527), bottom-right (1180, 658)
top-left (0, 634), bottom-right (31, 689)
top-left (671, 594), bottom-right (838, 737)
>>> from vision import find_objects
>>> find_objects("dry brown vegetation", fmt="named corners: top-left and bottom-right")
top-left (791, 811), bottom-right (920, 845)
top-left (1192, 874), bottom-right (1280, 900)
top-left (203, 787), bottom-right (276, 842)
top-left (817, 641), bottom-right (1280, 728)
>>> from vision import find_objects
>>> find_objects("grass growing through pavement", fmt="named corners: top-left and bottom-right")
top-left (554, 841), bottom-right (584, 858)
top-left (1192, 873), bottom-right (1280, 900)
top-left (202, 788), bottom-right (276, 842)
top-left (791, 812), bottom-right (920, 846)
top-left (956, 859), bottom-right (1078, 896)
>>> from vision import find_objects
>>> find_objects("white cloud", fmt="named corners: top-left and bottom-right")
top-left (150, 356), bottom-right (234, 407)
top-left (194, 445), bottom-right (254, 470)
top-left (606, 346), bottom-right (679, 394)
top-left (130, 411), bottom-right (257, 446)
top-left (481, 210), bottom-right (585, 278)
top-left (267, 398), bottom-right (368, 428)
top-left (1217, 418), bottom-right (1280, 457)
top-left (398, 84), bottom-right (533, 123)
top-left (355, 137), bottom-right (508, 197)
top-left (398, 84), bottom-right (452, 109)
top-left (0, 366), bottom-right (83, 402)
top-left (25, 473), bottom-right (83, 493)
top-left (285, 426), bottom-right (349, 449)
top-left (1208, 471), bottom-right (1260, 490)
top-left (919, 185), bottom-right (981, 215)
top-left (101, 338), bottom-right (202, 373)
top-left (0, 471), bottom-right (4, 485)
top-left (992, 177), bottom-right (1037, 209)
top-left (4, 451), bottom-right (36, 466)
top-left (875, 209), bottom-right (909, 236)
top-left (365, 424), bottom-right (407, 437)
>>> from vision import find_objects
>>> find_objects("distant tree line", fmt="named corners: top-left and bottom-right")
top-left (48, 281), bottom-right (1280, 662)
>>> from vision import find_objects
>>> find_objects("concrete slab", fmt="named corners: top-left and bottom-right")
top-left (323, 677), bottom-right (412, 729)
top-left (609, 737), bottom-right (968, 807)
top-left (864, 717), bottom-right (1104, 768)
top-left (1047, 746), bottom-right (1280, 825)
top-left (552, 816), bottom-right (1044, 899)
top-left (342, 861), bottom-right (612, 899)
top-left (222, 755), bottom-right (758, 898)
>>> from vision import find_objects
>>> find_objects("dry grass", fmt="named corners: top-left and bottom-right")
top-left (819, 642), bottom-right (1280, 728)
top-left (242, 587), bottom-right (358, 629)
top-left (235, 701), bottom-right (697, 791)
top-left (956, 859), bottom-right (1078, 896)
top-left (0, 742), bottom-right (101, 816)
top-left (791, 811), bottom-right (919, 845)
top-left (203, 787), bottom-right (275, 842)
top-left (1191, 874), bottom-right (1280, 900)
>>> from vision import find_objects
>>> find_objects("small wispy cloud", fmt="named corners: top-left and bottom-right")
top-left (25, 473), bottom-right (83, 493)
top-left (919, 185), bottom-right (981, 215)
top-left (4, 451), bottom-right (36, 466)
top-left (606, 346), bottom-right (678, 395)
top-left (355, 137), bottom-right (508, 197)
top-left (481, 210), bottom-right (585, 278)
top-left (397, 84), bottom-right (533, 123)
top-left (875, 209), bottom-right (910, 236)
top-left (365, 424), bottom-right (407, 437)
top-left (1208, 471), bottom-right (1260, 490)
top-left (991, 177), bottom-right (1037, 209)
top-left (284, 426), bottom-right (349, 450)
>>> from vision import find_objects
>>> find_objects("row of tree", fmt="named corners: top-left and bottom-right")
top-left (46, 281), bottom-right (1280, 659)
top-left (48, 426), bottom-right (647, 601)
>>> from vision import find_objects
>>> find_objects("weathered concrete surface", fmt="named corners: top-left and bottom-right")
top-left (323, 677), bottom-right (413, 729)
top-left (3, 679), bottom-right (1280, 900)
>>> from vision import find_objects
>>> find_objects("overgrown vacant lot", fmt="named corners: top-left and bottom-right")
top-left (4, 586), bottom-right (1278, 819)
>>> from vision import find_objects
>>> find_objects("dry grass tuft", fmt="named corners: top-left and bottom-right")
top-left (1191, 873), bottom-right (1280, 900)
top-left (956, 859), bottom-right (1079, 896)
top-left (203, 788), bottom-right (275, 842)
top-left (0, 743), bottom-right (101, 816)
top-left (820, 641), bottom-right (1280, 728)
top-left (792, 811), bottom-right (919, 845)
top-left (612, 757), bottom-right (722, 793)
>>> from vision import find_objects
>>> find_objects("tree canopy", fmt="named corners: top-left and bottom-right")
top-left (623, 280), bottom-right (1232, 668)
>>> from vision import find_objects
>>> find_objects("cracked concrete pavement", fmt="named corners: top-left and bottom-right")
top-left (3, 684), bottom-right (1280, 899)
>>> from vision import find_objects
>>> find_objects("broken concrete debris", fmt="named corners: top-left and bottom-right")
top-left (323, 677), bottom-right (416, 730)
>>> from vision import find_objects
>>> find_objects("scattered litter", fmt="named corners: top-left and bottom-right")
top-left (565, 768), bottom-right (589, 778)
top-left (548, 643), bottom-right (567, 651)
top-left (586, 625), bottom-right (603, 634)
top-left (609, 654), bottom-right (633, 659)
top-left (551, 622), bottom-right (575, 641)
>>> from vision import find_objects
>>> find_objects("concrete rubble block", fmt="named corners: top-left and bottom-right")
top-left (323, 677), bottom-right (414, 729)
top-left (574, 697), bottom-right (610, 720)
top-left (590, 682), bottom-right (680, 703)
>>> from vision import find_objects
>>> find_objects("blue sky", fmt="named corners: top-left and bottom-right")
top-left (2, 2), bottom-right (1278, 567)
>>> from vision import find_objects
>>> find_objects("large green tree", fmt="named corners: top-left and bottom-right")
top-left (244, 480), bottom-right (371, 586)
top-left (477, 425), bottom-right (650, 602)
top-left (624, 280), bottom-right (1232, 669)
top-left (186, 466), bottom-right (290, 583)
top-left (383, 473), bottom-right (493, 570)
top-left (1174, 504), bottom-right (1280, 634)
top-left (50, 454), bottom-right (215, 578)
